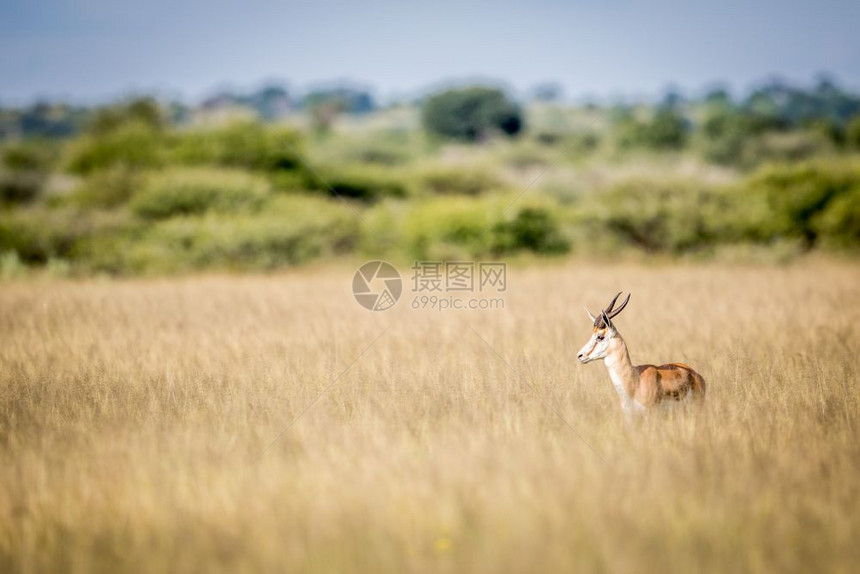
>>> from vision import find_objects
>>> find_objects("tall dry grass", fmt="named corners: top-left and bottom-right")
top-left (0, 261), bottom-right (858, 573)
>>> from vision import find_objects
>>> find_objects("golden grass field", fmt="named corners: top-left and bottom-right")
top-left (1, 260), bottom-right (858, 573)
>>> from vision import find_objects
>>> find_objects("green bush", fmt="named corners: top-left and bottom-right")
top-left (390, 195), bottom-right (568, 260)
top-left (699, 107), bottom-right (834, 169)
top-left (422, 86), bottom-right (523, 142)
top-left (65, 121), bottom-right (165, 174)
top-left (65, 119), bottom-right (304, 178)
top-left (0, 171), bottom-right (44, 204)
top-left (2, 140), bottom-right (58, 172)
top-left (0, 140), bottom-right (59, 204)
top-left (398, 196), bottom-right (500, 260)
top-left (170, 122), bottom-right (303, 172)
top-left (131, 168), bottom-right (270, 220)
top-left (0, 207), bottom-right (132, 264)
top-left (491, 207), bottom-right (569, 255)
top-left (699, 108), bottom-right (749, 165)
top-left (498, 140), bottom-right (556, 169)
top-left (579, 179), bottom-right (732, 254)
top-left (68, 166), bottom-right (143, 209)
top-left (847, 115), bottom-right (860, 150)
top-left (413, 164), bottom-right (500, 196)
top-left (813, 186), bottom-right (860, 248)
top-left (736, 161), bottom-right (860, 247)
top-left (346, 141), bottom-right (413, 166)
top-left (305, 164), bottom-right (408, 202)
top-left (742, 132), bottom-right (833, 167)
top-left (617, 109), bottom-right (688, 151)
top-left (563, 132), bottom-right (601, 157)
top-left (118, 195), bottom-right (359, 273)
top-left (308, 131), bottom-right (418, 167)
top-left (806, 118), bottom-right (844, 147)
top-left (87, 98), bottom-right (165, 135)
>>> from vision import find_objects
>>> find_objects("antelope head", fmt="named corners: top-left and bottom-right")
top-left (577, 292), bottom-right (631, 364)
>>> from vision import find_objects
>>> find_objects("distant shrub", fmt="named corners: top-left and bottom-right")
top-left (0, 140), bottom-right (58, 204)
top-left (170, 122), bottom-right (303, 172)
top-left (118, 195), bottom-right (359, 273)
top-left (422, 86), bottom-right (523, 142)
top-left (414, 165), bottom-right (500, 196)
top-left (0, 102), bottom-right (83, 139)
top-left (806, 118), bottom-right (845, 147)
top-left (579, 179), bottom-right (732, 254)
top-left (131, 168), bottom-right (269, 220)
top-left (303, 88), bottom-right (375, 114)
top-left (2, 140), bottom-right (58, 172)
top-left (268, 170), bottom-right (308, 192)
top-left (530, 130), bottom-right (599, 159)
top-left (847, 115), bottom-right (860, 150)
top-left (813, 186), bottom-right (860, 249)
top-left (315, 133), bottom-right (417, 166)
top-left (0, 207), bottom-right (131, 264)
top-left (744, 132), bottom-right (833, 167)
top-left (499, 140), bottom-right (555, 169)
top-left (736, 161), bottom-right (860, 248)
top-left (69, 166), bottom-right (143, 209)
top-left (0, 171), bottom-right (44, 204)
top-left (394, 196), bottom-right (568, 260)
top-left (539, 174), bottom-right (590, 206)
top-left (491, 207), bottom-right (569, 255)
top-left (352, 141), bottom-right (414, 166)
top-left (65, 122), bottom-right (164, 174)
top-left (306, 165), bottom-right (408, 201)
top-left (699, 106), bottom-right (834, 168)
top-left (303, 88), bottom-right (375, 133)
top-left (617, 109), bottom-right (688, 151)
top-left (564, 132), bottom-right (601, 157)
top-left (534, 131), bottom-right (563, 145)
top-left (699, 108), bottom-right (749, 165)
top-left (642, 110), bottom-right (688, 149)
top-left (87, 98), bottom-right (165, 135)
top-left (399, 196), bottom-right (499, 260)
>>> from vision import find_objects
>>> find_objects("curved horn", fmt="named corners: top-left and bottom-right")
top-left (607, 293), bottom-right (631, 319)
top-left (584, 306), bottom-right (597, 322)
top-left (604, 292), bottom-right (622, 314)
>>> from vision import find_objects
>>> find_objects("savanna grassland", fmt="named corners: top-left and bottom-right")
top-left (1, 260), bottom-right (858, 573)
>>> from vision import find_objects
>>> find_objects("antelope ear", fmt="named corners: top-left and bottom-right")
top-left (600, 310), bottom-right (612, 331)
top-left (584, 306), bottom-right (597, 322)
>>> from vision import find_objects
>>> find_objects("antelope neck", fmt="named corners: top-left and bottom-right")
top-left (602, 335), bottom-right (637, 401)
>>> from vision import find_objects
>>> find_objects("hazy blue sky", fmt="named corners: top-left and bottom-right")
top-left (1, 0), bottom-right (858, 103)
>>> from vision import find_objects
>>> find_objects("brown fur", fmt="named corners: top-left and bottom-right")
top-left (634, 362), bottom-right (706, 406)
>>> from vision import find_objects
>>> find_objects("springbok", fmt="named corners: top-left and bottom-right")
top-left (577, 292), bottom-right (706, 415)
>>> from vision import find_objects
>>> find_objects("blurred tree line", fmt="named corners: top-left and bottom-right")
top-left (0, 85), bottom-right (377, 139)
top-left (1, 77), bottom-right (860, 276)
